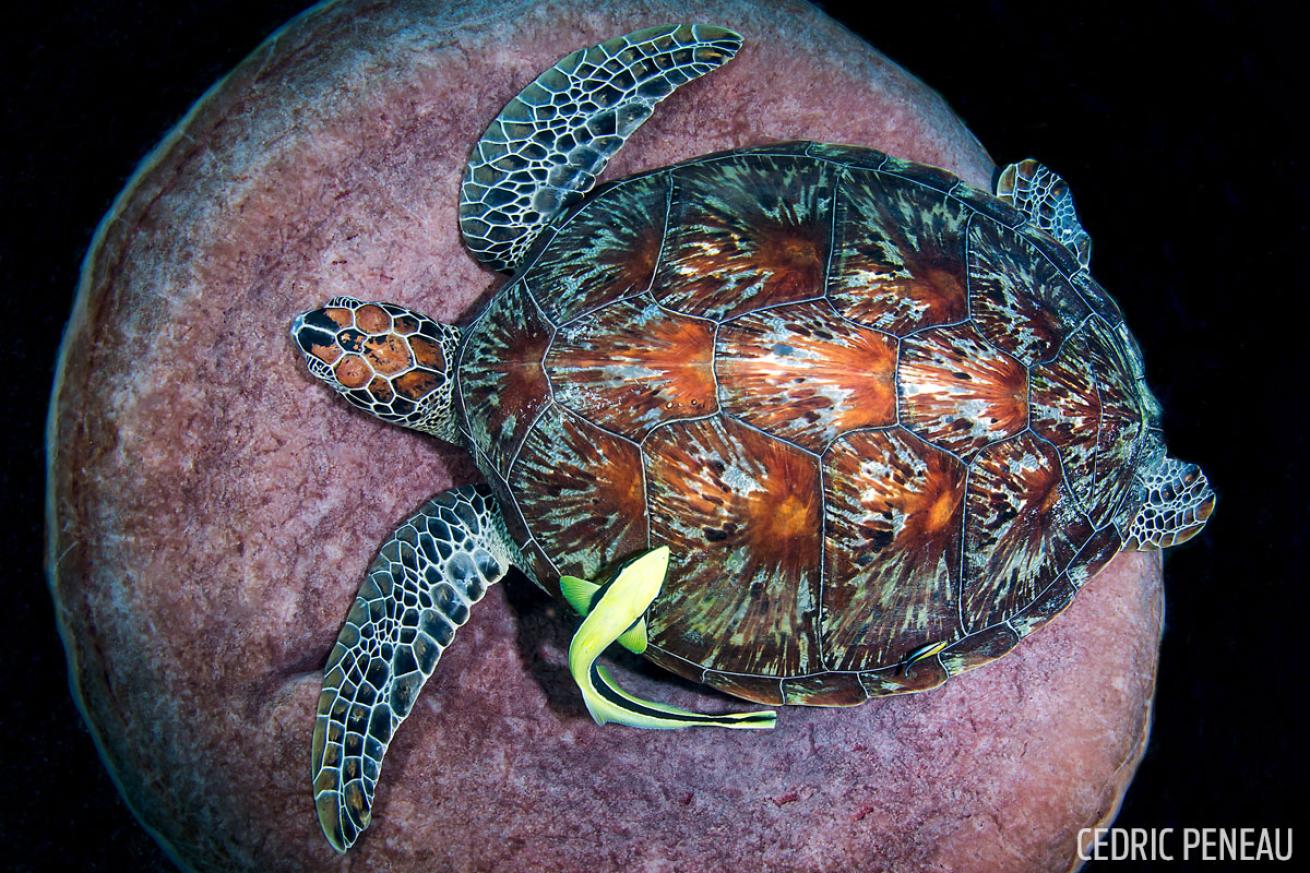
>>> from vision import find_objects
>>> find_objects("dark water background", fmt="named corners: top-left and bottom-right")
top-left (3, 2), bottom-right (1304, 869)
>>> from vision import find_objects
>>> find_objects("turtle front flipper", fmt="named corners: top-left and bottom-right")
top-left (310, 484), bottom-right (514, 852)
top-left (459, 24), bottom-right (742, 272)
top-left (996, 159), bottom-right (1092, 269)
top-left (564, 547), bottom-right (776, 731)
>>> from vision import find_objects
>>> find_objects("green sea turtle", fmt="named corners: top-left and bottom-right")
top-left (289, 24), bottom-right (1215, 851)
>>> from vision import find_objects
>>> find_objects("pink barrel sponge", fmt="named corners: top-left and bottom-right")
top-left (46, 1), bottom-right (1162, 870)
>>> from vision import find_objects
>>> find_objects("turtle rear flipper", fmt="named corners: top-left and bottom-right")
top-left (996, 159), bottom-right (1092, 269)
top-left (310, 484), bottom-right (513, 852)
top-left (459, 24), bottom-right (742, 272)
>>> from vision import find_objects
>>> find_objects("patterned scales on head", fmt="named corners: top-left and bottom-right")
top-left (456, 142), bottom-right (1158, 706)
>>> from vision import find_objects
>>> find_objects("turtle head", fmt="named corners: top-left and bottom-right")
top-left (290, 296), bottom-right (461, 442)
top-left (1125, 453), bottom-right (1216, 550)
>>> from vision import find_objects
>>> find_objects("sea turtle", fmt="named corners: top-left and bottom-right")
top-left (289, 24), bottom-right (1215, 852)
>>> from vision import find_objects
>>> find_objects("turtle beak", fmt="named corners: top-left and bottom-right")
top-left (1196, 491), bottom-right (1216, 524)
top-left (1168, 465), bottom-right (1215, 546)
top-left (290, 306), bottom-right (348, 384)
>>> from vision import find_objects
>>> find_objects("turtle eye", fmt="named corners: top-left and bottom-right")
top-left (292, 319), bottom-right (337, 356)
top-left (293, 307), bottom-right (340, 337)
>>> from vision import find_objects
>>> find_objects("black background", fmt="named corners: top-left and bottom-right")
top-left (4, 2), bottom-right (1305, 870)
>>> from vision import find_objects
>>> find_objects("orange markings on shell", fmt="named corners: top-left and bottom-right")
top-left (333, 355), bottom-right (370, 389)
top-left (393, 315), bottom-right (420, 335)
top-left (454, 144), bottom-right (1137, 692)
top-left (546, 298), bottom-right (718, 439)
top-left (528, 172), bottom-right (670, 324)
top-left (925, 486), bottom-right (960, 533)
top-left (354, 304), bottom-right (391, 333)
top-left (655, 154), bottom-right (831, 320)
top-left (899, 323), bottom-right (1029, 459)
top-left (821, 428), bottom-right (964, 670)
top-left (962, 433), bottom-right (1093, 631)
top-left (647, 417), bottom-right (821, 563)
top-left (967, 219), bottom-right (1089, 365)
top-left (644, 416), bottom-right (822, 677)
top-left (624, 223), bottom-right (664, 293)
top-left (716, 300), bottom-right (897, 451)
top-left (460, 281), bottom-right (554, 478)
top-left (510, 408), bottom-right (649, 582)
top-left (1030, 330), bottom-right (1102, 510)
top-left (828, 169), bottom-right (970, 336)
top-left (754, 224), bottom-right (826, 297)
top-left (363, 334), bottom-right (412, 376)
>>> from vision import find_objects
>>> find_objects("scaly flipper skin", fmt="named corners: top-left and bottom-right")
top-left (564, 547), bottom-right (776, 730)
top-left (459, 24), bottom-right (742, 272)
top-left (996, 159), bottom-right (1093, 269)
top-left (1124, 456), bottom-right (1216, 549)
top-left (310, 485), bottom-right (514, 852)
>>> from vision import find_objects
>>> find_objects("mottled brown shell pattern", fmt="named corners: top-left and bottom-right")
top-left (456, 142), bottom-right (1155, 706)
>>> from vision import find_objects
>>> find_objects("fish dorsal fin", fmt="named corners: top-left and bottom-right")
top-left (560, 574), bottom-right (601, 616)
top-left (559, 573), bottom-right (648, 654)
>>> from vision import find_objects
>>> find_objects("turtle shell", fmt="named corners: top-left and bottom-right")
top-left (455, 142), bottom-right (1157, 706)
